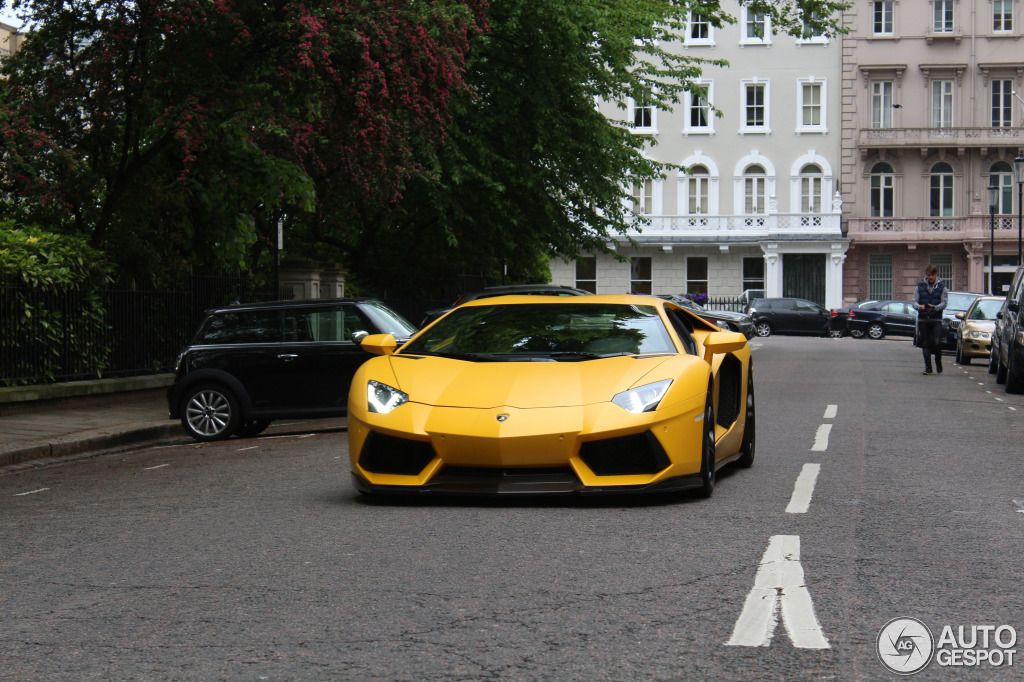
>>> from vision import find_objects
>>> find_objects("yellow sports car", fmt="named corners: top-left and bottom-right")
top-left (347, 295), bottom-right (755, 497)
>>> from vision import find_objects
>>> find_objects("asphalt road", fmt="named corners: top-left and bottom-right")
top-left (3, 336), bottom-right (1024, 681)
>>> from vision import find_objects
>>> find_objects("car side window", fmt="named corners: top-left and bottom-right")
top-left (285, 306), bottom-right (374, 342)
top-left (199, 311), bottom-right (280, 344)
top-left (795, 300), bottom-right (819, 312)
top-left (666, 310), bottom-right (699, 356)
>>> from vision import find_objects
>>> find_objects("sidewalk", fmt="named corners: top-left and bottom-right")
top-left (0, 375), bottom-right (182, 471)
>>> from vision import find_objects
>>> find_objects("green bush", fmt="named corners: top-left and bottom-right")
top-left (0, 222), bottom-right (115, 384)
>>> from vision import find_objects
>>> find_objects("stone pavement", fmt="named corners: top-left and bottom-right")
top-left (0, 375), bottom-right (182, 471)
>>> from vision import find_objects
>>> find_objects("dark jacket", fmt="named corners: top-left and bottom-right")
top-left (915, 279), bottom-right (947, 320)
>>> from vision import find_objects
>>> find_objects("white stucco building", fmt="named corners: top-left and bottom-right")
top-left (549, 3), bottom-right (848, 308)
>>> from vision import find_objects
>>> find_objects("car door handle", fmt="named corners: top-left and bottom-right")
top-left (277, 354), bottom-right (298, 361)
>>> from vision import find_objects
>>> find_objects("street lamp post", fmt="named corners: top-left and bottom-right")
top-left (1015, 156), bottom-right (1024, 266)
top-left (989, 185), bottom-right (999, 296)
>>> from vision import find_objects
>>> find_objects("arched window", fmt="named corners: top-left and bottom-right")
top-left (800, 164), bottom-right (823, 213)
top-left (744, 165), bottom-right (766, 214)
top-left (685, 165), bottom-right (710, 214)
top-left (930, 162), bottom-right (954, 217)
top-left (870, 162), bottom-right (894, 217)
top-left (990, 161), bottom-right (1013, 214)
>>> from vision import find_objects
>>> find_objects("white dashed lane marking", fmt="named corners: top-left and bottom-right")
top-left (786, 463), bottom-right (821, 514)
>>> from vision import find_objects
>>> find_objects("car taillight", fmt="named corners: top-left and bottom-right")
top-left (830, 310), bottom-right (838, 317)
top-left (849, 311), bottom-right (858, 319)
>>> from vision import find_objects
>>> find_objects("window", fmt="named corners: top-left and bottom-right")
top-left (871, 81), bottom-right (893, 128)
top-left (687, 257), bottom-right (708, 296)
top-left (742, 81), bottom-right (769, 132)
top-left (991, 162), bottom-right (1014, 213)
top-left (929, 162), bottom-right (954, 217)
top-left (933, 0), bottom-right (954, 32)
top-left (870, 162), bottom-right (895, 217)
top-left (631, 179), bottom-right (653, 215)
top-left (630, 257), bottom-right (652, 295)
top-left (744, 165), bottom-right (767, 214)
top-left (931, 80), bottom-right (954, 128)
top-left (994, 0), bottom-right (1013, 31)
top-left (686, 12), bottom-right (714, 45)
top-left (873, 0), bottom-right (894, 34)
top-left (743, 257), bottom-right (765, 292)
top-left (629, 97), bottom-right (655, 133)
top-left (932, 253), bottom-right (953, 283)
top-left (798, 13), bottom-right (827, 42)
top-left (201, 311), bottom-right (280, 344)
top-left (798, 80), bottom-right (825, 132)
top-left (800, 164), bottom-right (824, 213)
top-left (575, 257), bottom-right (596, 294)
top-left (868, 255), bottom-right (893, 300)
top-left (993, 79), bottom-right (1013, 127)
top-left (685, 82), bottom-right (713, 133)
top-left (741, 7), bottom-right (770, 44)
top-left (685, 165), bottom-right (710, 214)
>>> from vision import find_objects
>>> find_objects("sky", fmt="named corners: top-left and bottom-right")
top-left (1, 1), bottom-right (21, 28)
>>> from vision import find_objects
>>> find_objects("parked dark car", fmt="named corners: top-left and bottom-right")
top-left (746, 297), bottom-right (830, 337)
top-left (420, 284), bottom-right (593, 327)
top-left (991, 266), bottom-right (1024, 393)
top-left (846, 300), bottom-right (917, 340)
top-left (167, 299), bottom-right (418, 441)
top-left (657, 295), bottom-right (756, 338)
top-left (941, 291), bottom-right (984, 350)
top-left (828, 299), bottom-right (880, 338)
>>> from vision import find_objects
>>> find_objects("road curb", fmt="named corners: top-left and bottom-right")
top-left (0, 423), bottom-right (184, 471)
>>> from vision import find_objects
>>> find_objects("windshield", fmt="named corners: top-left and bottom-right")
top-left (403, 303), bottom-right (677, 360)
top-left (359, 300), bottom-right (419, 339)
top-left (968, 299), bottom-right (1003, 320)
top-left (947, 293), bottom-right (979, 312)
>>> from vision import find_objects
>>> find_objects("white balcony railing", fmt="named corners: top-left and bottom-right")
top-left (622, 212), bottom-right (843, 239)
top-left (858, 127), bottom-right (1024, 149)
top-left (847, 215), bottom-right (1020, 241)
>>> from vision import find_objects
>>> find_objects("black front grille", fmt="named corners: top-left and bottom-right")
top-left (359, 432), bottom-right (436, 475)
top-left (579, 432), bottom-right (670, 476)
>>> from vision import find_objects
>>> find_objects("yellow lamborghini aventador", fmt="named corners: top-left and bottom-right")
top-left (347, 294), bottom-right (754, 497)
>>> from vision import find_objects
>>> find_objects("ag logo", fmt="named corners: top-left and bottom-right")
top-left (878, 617), bottom-right (934, 675)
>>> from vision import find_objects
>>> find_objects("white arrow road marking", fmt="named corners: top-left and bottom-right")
top-left (726, 535), bottom-right (830, 649)
top-left (811, 424), bottom-right (832, 451)
top-left (786, 464), bottom-right (821, 514)
top-left (823, 404), bottom-right (837, 419)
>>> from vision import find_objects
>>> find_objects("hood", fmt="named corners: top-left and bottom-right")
top-left (704, 310), bottom-right (750, 322)
top-left (386, 354), bottom-right (686, 409)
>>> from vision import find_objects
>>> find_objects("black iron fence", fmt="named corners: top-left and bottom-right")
top-left (704, 295), bottom-right (747, 313)
top-left (1, 273), bottom-right (275, 386)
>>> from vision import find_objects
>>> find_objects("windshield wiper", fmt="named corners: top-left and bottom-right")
top-left (544, 351), bottom-right (634, 360)
top-left (401, 350), bottom-right (498, 362)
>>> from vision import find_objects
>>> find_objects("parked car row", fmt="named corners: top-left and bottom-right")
top-left (826, 291), bottom-right (984, 347)
top-left (988, 265), bottom-right (1024, 393)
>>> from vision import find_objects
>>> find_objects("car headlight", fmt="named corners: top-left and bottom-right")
top-left (367, 380), bottom-right (408, 414)
top-left (612, 379), bottom-right (672, 413)
top-left (970, 331), bottom-right (981, 339)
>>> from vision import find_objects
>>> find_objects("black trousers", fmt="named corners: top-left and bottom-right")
top-left (918, 318), bottom-right (943, 367)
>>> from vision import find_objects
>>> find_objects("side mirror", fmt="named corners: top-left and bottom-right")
top-left (702, 331), bottom-right (747, 364)
top-left (359, 333), bottom-right (397, 356)
top-left (955, 312), bottom-right (965, 320)
top-left (350, 330), bottom-right (369, 344)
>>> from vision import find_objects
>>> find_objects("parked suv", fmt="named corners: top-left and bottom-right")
top-left (991, 266), bottom-right (1024, 393)
top-left (168, 299), bottom-right (418, 441)
top-left (746, 297), bottom-right (830, 337)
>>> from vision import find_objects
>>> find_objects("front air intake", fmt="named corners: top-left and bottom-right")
top-left (579, 432), bottom-right (670, 476)
top-left (359, 432), bottom-right (436, 475)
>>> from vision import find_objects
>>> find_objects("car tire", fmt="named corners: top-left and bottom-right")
top-left (955, 344), bottom-right (969, 365)
top-left (827, 328), bottom-right (844, 339)
top-left (850, 328), bottom-right (865, 339)
top-left (1006, 364), bottom-right (1024, 394)
top-left (236, 419), bottom-right (272, 438)
top-left (996, 356), bottom-right (1008, 384)
top-left (736, 367), bottom-right (755, 468)
top-left (181, 383), bottom-right (240, 442)
top-left (867, 322), bottom-right (885, 340)
top-left (698, 392), bottom-right (716, 498)
top-left (989, 349), bottom-right (999, 374)
top-left (754, 321), bottom-right (772, 338)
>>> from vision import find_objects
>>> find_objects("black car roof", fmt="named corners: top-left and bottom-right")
top-left (207, 298), bottom-right (375, 314)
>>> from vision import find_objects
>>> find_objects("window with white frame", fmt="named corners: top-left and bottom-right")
top-left (630, 257), bottom-right (652, 295)
top-left (797, 79), bottom-right (825, 132)
top-left (870, 162), bottom-right (895, 217)
top-left (800, 164), bottom-right (824, 213)
top-left (685, 12), bottom-right (714, 45)
top-left (742, 80), bottom-right (769, 132)
top-left (630, 97), bottom-right (655, 133)
top-left (685, 82), bottom-right (713, 134)
top-left (686, 257), bottom-right (708, 296)
top-left (929, 162), bottom-right (954, 217)
top-left (575, 257), bottom-right (597, 294)
top-left (797, 12), bottom-right (828, 42)
top-left (868, 255), bottom-right (893, 300)
top-left (744, 165), bottom-right (767, 214)
top-left (684, 165), bottom-right (710, 215)
top-left (993, 79), bottom-right (1013, 127)
top-left (741, 7), bottom-right (770, 44)
top-left (933, 0), bottom-right (954, 32)
top-left (742, 257), bottom-right (765, 292)
top-left (873, 0), bottom-right (894, 35)
top-left (931, 253), bottom-right (953, 283)
top-left (631, 178), bottom-right (654, 215)
top-left (994, 0), bottom-right (1013, 31)
top-left (991, 161), bottom-right (1014, 214)
top-left (871, 81), bottom-right (894, 128)
top-left (931, 80), bottom-right (954, 128)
